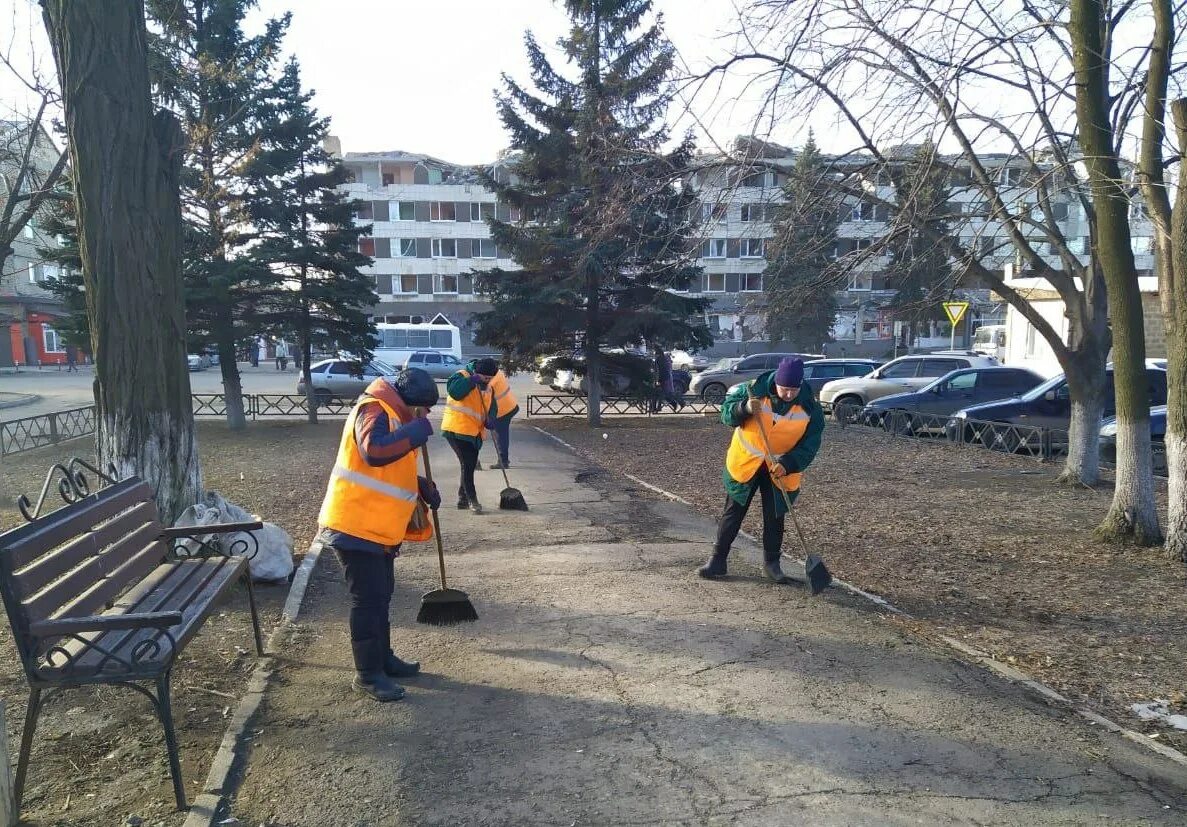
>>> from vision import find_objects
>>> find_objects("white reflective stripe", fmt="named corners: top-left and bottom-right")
top-left (760, 402), bottom-right (810, 423)
top-left (331, 464), bottom-right (418, 502)
top-left (445, 401), bottom-right (483, 421)
top-left (495, 387), bottom-right (512, 401)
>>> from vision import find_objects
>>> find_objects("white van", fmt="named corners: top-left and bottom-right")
top-left (973, 324), bottom-right (1007, 363)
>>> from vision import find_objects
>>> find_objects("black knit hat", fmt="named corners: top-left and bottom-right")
top-left (473, 357), bottom-right (499, 377)
top-left (391, 368), bottom-right (439, 407)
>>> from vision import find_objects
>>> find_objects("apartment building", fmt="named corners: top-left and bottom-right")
top-left (337, 136), bottom-right (1155, 359)
top-left (0, 120), bottom-right (68, 368)
top-left (334, 140), bottom-right (521, 352)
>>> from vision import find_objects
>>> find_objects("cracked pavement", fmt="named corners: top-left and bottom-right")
top-left (229, 426), bottom-right (1187, 826)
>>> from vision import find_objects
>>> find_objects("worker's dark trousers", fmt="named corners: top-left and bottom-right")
top-left (334, 547), bottom-right (397, 673)
top-left (714, 464), bottom-right (786, 562)
top-left (445, 434), bottom-right (480, 504)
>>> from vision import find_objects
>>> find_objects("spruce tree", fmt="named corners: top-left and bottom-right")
top-left (763, 135), bottom-right (841, 350)
top-left (475, 0), bottom-right (710, 425)
top-left (244, 59), bottom-right (377, 423)
top-left (146, 0), bottom-right (291, 429)
top-left (885, 142), bottom-right (953, 347)
top-left (36, 174), bottom-right (89, 350)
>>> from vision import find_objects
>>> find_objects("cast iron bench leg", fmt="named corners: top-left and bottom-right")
top-left (156, 670), bottom-right (187, 810)
top-left (14, 686), bottom-right (42, 811)
top-left (244, 572), bottom-right (265, 656)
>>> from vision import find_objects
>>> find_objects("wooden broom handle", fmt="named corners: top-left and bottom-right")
top-left (415, 407), bottom-right (448, 590)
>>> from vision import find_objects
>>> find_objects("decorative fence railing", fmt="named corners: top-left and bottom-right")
top-left (526, 394), bottom-right (721, 418)
top-left (1, 394), bottom-right (356, 457)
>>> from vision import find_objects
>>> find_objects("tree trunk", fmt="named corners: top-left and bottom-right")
top-left (1059, 357), bottom-right (1107, 486)
top-left (300, 295), bottom-right (317, 425)
top-left (1071, 0), bottom-right (1160, 543)
top-left (215, 305), bottom-right (247, 430)
top-left (1165, 98), bottom-right (1187, 562)
top-left (43, 0), bottom-right (203, 523)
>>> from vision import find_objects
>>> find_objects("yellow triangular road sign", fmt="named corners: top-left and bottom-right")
top-left (943, 301), bottom-right (969, 326)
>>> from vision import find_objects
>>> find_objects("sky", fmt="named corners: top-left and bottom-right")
top-left (1, 0), bottom-right (819, 165)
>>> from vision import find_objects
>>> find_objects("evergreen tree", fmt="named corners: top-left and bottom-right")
top-left (244, 59), bottom-right (377, 423)
top-left (763, 135), bottom-right (841, 350)
top-left (146, 0), bottom-right (291, 429)
top-left (475, 0), bottom-right (711, 425)
top-left (885, 142), bottom-right (953, 347)
top-left (36, 174), bottom-right (89, 350)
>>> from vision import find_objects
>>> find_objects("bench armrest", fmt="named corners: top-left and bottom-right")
top-left (30, 610), bottom-right (184, 638)
top-left (159, 520), bottom-right (263, 539)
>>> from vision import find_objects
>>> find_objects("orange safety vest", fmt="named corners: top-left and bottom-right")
top-left (318, 396), bottom-right (433, 546)
top-left (725, 390), bottom-right (811, 493)
top-left (442, 369), bottom-right (493, 438)
top-left (489, 370), bottom-right (518, 418)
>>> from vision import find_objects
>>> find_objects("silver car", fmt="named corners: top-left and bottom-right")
top-left (690, 352), bottom-right (825, 402)
top-left (403, 350), bottom-right (465, 380)
top-left (297, 358), bottom-right (400, 405)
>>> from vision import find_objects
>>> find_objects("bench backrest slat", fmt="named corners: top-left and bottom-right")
top-left (21, 525), bottom-right (166, 622)
top-left (9, 501), bottom-right (161, 600)
top-left (1, 479), bottom-right (153, 570)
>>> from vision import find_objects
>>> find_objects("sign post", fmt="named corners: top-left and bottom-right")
top-left (943, 301), bottom-right (969, 351)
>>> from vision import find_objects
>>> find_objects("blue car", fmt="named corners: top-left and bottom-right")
top-left (864, 366), bottom-right (1044, 433)
top-left (1101, 406), bottom-right (1167, 473)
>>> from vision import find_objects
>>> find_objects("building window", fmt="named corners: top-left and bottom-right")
top-left (740, 203), bottom-right (766, 222)
top-left (1025, 323), bottom-right (1038, 357)
top-left (1131, 235), bottom-right (1153, 255)
top-left (507, 205), bottom-right (522, 222)
top-left (390, 202), bottom-right (414, 221)
top-left (396, 274), bottom-right (418, 294)
top-left (431, 238), bottom-right (457, 258)
top-left (358, 237), bottom-right (376, 257)
top-left (999, 167), bottom-right (1024, 186)
top-left (473, 239), bottom-right (498, 258)
top-left (742, 273), bottom-right (763, 292)
top-left (356, 202), bottom-right (374, 220)
top-left (740, 238), bottom-right (765, 258)
top-left (847, 273), bottom-right (872, 291)
top-left (701, 239), bottom-right (727, 258)
top-left (429, 201), bottom-right (457, 222)
top-left (435, 274), bottom-right (459, 294)
top-left (704, 272), bottom-right (726, 293)
top-left (382, 172), bottom-right (395, 186)
top-left (701, 202), bottom-right (727, 222)
top-left (470, 203), bottom-right (482, 221)
top-left (43, 325), bottom-right (63, 354)
top-left (741, 170), bottom-right (774, 188)
top-left (1070, 236), bottom-right (1088, 255)
top-left (393, 239), bottom-right (416, 257)
top-left (851, 202), bottom-right (876, 221)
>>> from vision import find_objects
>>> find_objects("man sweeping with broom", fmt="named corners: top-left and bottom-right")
top-left (317, 368), bottom-right (442, 702)
top-left (697, 356), bottom-right (830, 590)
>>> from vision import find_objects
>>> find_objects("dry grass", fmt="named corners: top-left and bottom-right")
top-left (542, 416), bottom-right (1187, 755)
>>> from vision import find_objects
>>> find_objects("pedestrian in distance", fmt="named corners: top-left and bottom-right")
top-left (275, 338), bottom-right (289, 371)
top-left (486, 367), bottom-right (519, 469)
top-left (698, 357), bottom-right (825, 583)
top-left (316, 367), bottom-right (441, 702)
top-left (442, 356), bottom-right (498, 513)
top-left (65, 345), bottom-right (78, 372)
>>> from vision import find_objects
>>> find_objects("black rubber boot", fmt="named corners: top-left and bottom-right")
top-left (457, 493), bottom-right (469, 510)
top-left (469, 500), bottom-right (484, 515)
top-left (763, 554), bottom-right (793, 584)
top-left (697, 551), bottom-right (729, 579)
top-left (382, 627), bottom-right (420, 678)
top-left (351, 640), bottom-right (405, 702)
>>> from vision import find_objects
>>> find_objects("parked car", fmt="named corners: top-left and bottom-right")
top-left (403, 350), bottom-right (465, 379)
top-left (798, 359), bottom-right (882, 394)
top-left (297, 358), bottom-right (400, 405)
top-left (819, 351), bottom-right (1000, 418)
top-left (864, 366), bottom-right (1044, 433)
top-left (690, 352), bottom-right (824, 402)
top-left (669, 349), bottom-right (710, 372)
top-left (947, 365), bottom-right (1169, 451)
top-left (1100, 406), bottom-right (1167, 474)
top-left (186, 354), bottom-right (209, 371)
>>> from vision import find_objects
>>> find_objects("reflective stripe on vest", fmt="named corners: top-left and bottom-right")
top-left (725, 399), bottom-right (809, 493)
top-left (495, 387), bottom-right (512, 401)
top-left (442, 370), bottom-right (492, 437)
top-left (445, 401), bottom-right (483, 421)
top-left (329, 464), bottom-right (418, 502)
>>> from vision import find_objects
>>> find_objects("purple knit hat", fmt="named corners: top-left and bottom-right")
top-left (774, 357), bottom-right (804, 388)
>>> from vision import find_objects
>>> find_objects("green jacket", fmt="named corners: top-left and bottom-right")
top-left (443, 361), bottom-right (493, 446)
top-left (720, 371), bottom-right (825, 514)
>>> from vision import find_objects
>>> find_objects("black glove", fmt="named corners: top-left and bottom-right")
top-left (417, 475), bottom-right (441, 510)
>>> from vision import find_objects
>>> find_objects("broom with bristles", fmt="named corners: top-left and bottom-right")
top-left (415, 434), bottom-right (478, 625)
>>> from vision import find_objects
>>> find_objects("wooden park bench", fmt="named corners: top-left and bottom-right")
top-left (0, 459), bottom-right (265, 813)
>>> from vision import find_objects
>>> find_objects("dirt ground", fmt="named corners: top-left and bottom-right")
top-left (540, 416), bottom-right (1187, 757)
top-left (0, 421), bottom-right (342, 826)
